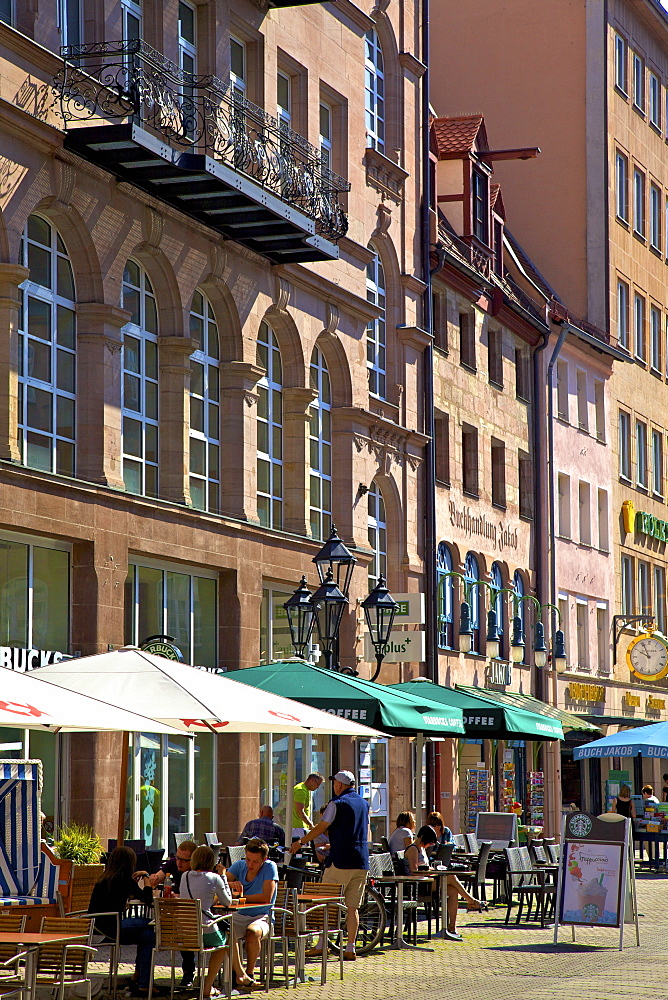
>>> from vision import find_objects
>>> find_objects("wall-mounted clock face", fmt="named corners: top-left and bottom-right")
top-left (627, 632), bottom-right (668, 681)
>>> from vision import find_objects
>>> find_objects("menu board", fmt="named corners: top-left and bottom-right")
top-left (475, 811), bottom-right (518, 849)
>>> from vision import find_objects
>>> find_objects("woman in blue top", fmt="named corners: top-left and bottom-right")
top-left (227, 838), bottom-right (278, 988)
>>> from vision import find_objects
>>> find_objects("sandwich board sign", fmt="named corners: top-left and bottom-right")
top-left (553, 811), bottom-right (639, 950)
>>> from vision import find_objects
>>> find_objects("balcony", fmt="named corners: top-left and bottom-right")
top-left (54, 41), bottom-right (349, 264)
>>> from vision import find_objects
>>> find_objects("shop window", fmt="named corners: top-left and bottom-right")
top-left (367, 480), bottom-right (387, 586)
top-left (121, 260), bottom-right (159, 497)
top-left (464, 552), bottom-right (481, 654)
top-left (309, 347), bottom-right (332, 541)
top-left (366, 248), bottom-right (386, 399)
top-left (124, 561), bottom-right (217, 667)
top-left (436, 542), bottom-right (454, 650)
top-left (18, 215), bottom-right (76, 477)
top-left (0, 534), bottom-right (69, 653)
top-left (491, 438), bottom-right (506, 508)
top-left (462, 424), bottom-right (478, 497)
top-left (558, 473), bottom-right (571, 538)
top-left (189, 290), bottom-right (220, 513)
top-left (556, 360), bottom-right (568, 421)
top-left (459, 312), bottom-right (475, 370)
top-left (260, 585), bottom-right (296, 663)
top-left (364, 28), bottom-right (385, 152)
top-left (256, 321), bottom-right (283, 529)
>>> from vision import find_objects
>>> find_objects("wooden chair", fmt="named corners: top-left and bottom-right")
top-left (68, 866), bottom-right (105, 914)
top-left (260, 883), bottom-right (297, 991)
top-left (148, 897), bottom-right (231, 1000)
top-left (296, 881), bottom-right (346, 986)
top-left (0, 913), bottom-right (25, 985)
top-left (34, 916), bottom-right (96, 1000)
top-left (67, 907), bottom-right (120, 999)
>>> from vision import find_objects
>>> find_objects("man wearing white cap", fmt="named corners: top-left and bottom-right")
top-left (291, 770), bottom-right (370, 960)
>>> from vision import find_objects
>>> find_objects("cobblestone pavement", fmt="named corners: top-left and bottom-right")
top-left (100, 873), bottom-right (666, 1000)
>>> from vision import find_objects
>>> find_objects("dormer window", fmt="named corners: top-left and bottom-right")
top-left (472, 168), bottom-right (489, 244)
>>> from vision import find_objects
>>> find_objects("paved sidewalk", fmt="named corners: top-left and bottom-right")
top-left (105, 873), bottom-right (666, 1000)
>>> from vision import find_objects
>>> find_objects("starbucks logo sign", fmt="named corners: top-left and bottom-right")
top-left (140, 635), bottom-right (184, 662)
top-left (568, 813), bottom-right (593, 838)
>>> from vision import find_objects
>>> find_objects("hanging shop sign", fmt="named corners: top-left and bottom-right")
top-left (363, 630), bottom-right (425, 663)
top-left (622, 500), bottom-right (668, 542)
top-left (567, 683), bottom-right (605, 703)
top-left (140, 635), bottom-right (184, 661)
top-left (2, 648), bottom-right (69, 672)
top-left (390, 594), bottom-right (425, 625)
top-left (485, 661), bottom-right (512, 687)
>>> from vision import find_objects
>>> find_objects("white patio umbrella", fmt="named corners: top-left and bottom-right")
top-left (0, 664), bottom-right (181, 733)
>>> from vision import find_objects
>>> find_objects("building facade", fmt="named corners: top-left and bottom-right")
top-left (0, 0), bottom-right (427, 846)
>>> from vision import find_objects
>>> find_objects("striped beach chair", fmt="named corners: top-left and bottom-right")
top-left (0, 760), bottom-right (61, 907)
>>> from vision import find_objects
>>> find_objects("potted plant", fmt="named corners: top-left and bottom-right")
top-left (53, 823), bottom-right (104, 911)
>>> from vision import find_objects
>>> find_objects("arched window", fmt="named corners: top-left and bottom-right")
top-left (18, 215), bottom-right (76, 476)
top-left (513, 570), bottom-right (525, 663)
top-left (189, 290), bottom-right (220, 513)
top-left (365, 28), bottom-right (385, 153)
top-left (121, 260), bottom-right (158, 497)
top-left (490, 562), bottom-right (505, 659)
top-left (256, 322), bottom-right (283, 529)
top-left (367, 480), bottom-right (387, 586)
top-left (366, 248), bottom-right (386, 399)
top-left (309, 347), bottom-right (332, 540)
top-left (464, 552), bottom-right (481, 653)
top-left (437, 542), bottom-right (454, 649)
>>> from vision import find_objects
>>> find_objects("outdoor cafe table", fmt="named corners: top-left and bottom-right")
top-left (0, 930), bottom-right (88, 999)
top-left (374, 875), bottom-right (433, 949)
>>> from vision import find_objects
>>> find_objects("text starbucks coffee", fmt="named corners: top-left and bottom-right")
top-left (2, 647), bottom-right (69, 671)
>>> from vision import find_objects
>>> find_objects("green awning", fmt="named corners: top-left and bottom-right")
top-left (456, 685), bottom-right (599, 735)
top-left (230, 661), bottom-right (465, 736)
top-left (391, 680), bottom-right (564, 740)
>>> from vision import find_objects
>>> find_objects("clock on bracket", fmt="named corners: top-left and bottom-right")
top-left (626, 630), bottom-right (668, 681)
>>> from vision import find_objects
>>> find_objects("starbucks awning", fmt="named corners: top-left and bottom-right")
top-left (391, 680), bottom-right (564, 740)
top-left (230, 661), bottom-right (465, 736)
top-left (456, 685), bottom-right (599, 735)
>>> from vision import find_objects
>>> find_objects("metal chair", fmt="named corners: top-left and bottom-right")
top-left (452, 834), bottom-right (467, 851)
top-left (503, 847), bottom-right (555, 928)
top-left (174, 833), bottom-right (195, 851)
top-left (67, 908), bottom-right (120, 999)
top-left (545, 841), bottom-right (560, 864)
top-left (457, 841), bottom-right (492, 902)
top-left (465, 833), bottom-right (479, 855)
top-left (205, 834), bottom-right (222, 849)
top-left (261, 882), bottom-right (296, 991)
top-left (226, 845), bottom-right (246, 865)
top-left (148, 897), bottom-right (232, 1000)
top-left (33, 916), bottom-right (96, 1000)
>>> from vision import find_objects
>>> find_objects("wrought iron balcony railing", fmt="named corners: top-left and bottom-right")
top-left (55, 40), bottom-right (349, 247)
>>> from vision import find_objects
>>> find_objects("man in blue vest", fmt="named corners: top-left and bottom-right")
top-left (291, 770), bottom-right (370, 960)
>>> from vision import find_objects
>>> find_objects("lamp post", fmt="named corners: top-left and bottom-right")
top-left (313, 525), bottom-right (357, 597)
top-left (310, 568), bottom-right (348, 672)
top-left (362, 575), bottom-right (399, 681)
top-left (283, 576), bottom-right (316, 659)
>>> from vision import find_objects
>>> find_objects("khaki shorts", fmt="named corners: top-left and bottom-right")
top-left (322, 865), bottom-right (368, 910)
top-left (229, 913), bottom-right (271, 940)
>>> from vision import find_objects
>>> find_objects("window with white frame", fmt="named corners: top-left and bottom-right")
top-left (59, 0), bottom-right (81, 47)
top-left (651, 184), bottom-right (662, 250)
top-left (121, 260), bottom-right (159, 497)
top-left (633, 52), bottom-right (645, 111)
top-left (633, 168), bottom-right (645, 237)
top-left (189, 290), bottom-right (220, 513)
top-left (578, 480), bottom-right (591, 546)
top-left (638, 560), bottom-right (650, 616)
top-left (124, 559), bottom-right (217, 667)
top-left (18, 216), bottom-right (76, 477)
top-left (615, 152), bottom-right (628, 222)
top-left (437, 542), bottom-right (454, 650)
top-left (465, 552), bottom-right (481, 654)
top-left (364, 28), bottom-right (385, 152)
top-left (514, 571), bottom-right (526, 663)
top-left (0, 532), bottom-right (70, 653)
top-left (634, 292), bottom-right (645, 360)
top-left (617, 279), bottom-right (629, 349)
top-left (256, 322), bottom-right (283, 529)
top-left (556, 359), bottom-right (569, 420)
top-left (122, 0), bottom-right (142, 41)
top-left (576, 600), bottom-right (589, 670)
top-left (619, 410), bottom-right (631, 480)
top-left (652, 428), bottom-right (663, 496)
top-left (594, 379), bottom-right (605, 441)
top-left (636, 419), bottom-right (648, 488)
top-left (650, 71), bottom-right (661, 128)
top-left (260, 585), bottom-right (295, 663)
top-left (655, 566), bottom-right (666, 635)
top-left (277, 71), bottom-right (291, 128)
top-left (615, 33), bottom-right (627, 93)
top-left (319, 102), bottom-right (333, 171)
top-left (596, 605), bottom-right (609, 673)
top-left (576, 370), bottom-right (588, 431)
top-left (597, 488), bottom-right (609, 551)
top-left (366, 247), bottom-right (386, 399)
top-left (490, 561), bottom-right (505, 659)
top-left (472, 169), bottom-right (489, 244)
top-left (621, 555), bottom-right (634, 614)
top-left (558, 473), bottom-right (571, 538)
top-left (230, 36), bottom-right (246, 99)
top-left (0, 0), bottom-right (13, 26)
top-left (651, 304), bottom-right (661, 370)
top-left (367, 481), bottom-right (387, 586)
top-left (558, 594), bottom-right (569, 668)
top-left (309, 347), bottom-right (332, 541)
top-left (177, 1), bottom-right (196, 137)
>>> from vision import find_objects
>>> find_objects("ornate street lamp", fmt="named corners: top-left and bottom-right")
top-left (458, 601), bottom-right (473, 653)
top-left (313, 525), bottom-right (357, 598)
top-left (553, 628), bottom-right (567, 673)
top-left (510, 615), bottom-right (525, 664)
top-left (283, 576), bottom-right (316, 659)
top-left (485, 609), bottom-right (500, 660)
top-left (533, 620), bottom-right (548, 668)
top-left (311, 568), bottom-right (348, 671)
top-left (362, 575), bottom-right (399, 681)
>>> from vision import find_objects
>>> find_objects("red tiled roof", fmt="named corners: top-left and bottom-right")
top-left (431, 115), bottom-right (486, 158)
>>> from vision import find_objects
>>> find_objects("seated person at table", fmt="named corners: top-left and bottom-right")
top-left (180, 845), bottom-right (232, 999)
top-left (227, 838), bottom-right (278, 988)
top-left (404, 826), bottom-right (485, 941)
top-left (236, 806), bottom-right (285, 847)
top-left (426, 811), bottom-right (456, 849)
top-left (388, 811), bottom-right (416, 855)
top-left (88, 846), bottom-right (156, 997)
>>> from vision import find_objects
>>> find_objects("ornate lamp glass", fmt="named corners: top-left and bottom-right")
top-left (362, 575), bottom-right (399, 681)
top-left (553, 628), bottom-right (567, 674)
top-left (458, 601), bottom-right (473, 653)
top-left (485, 609), bottom-right (500, 660)
top-left (312, 524), bottom-right (357, 597)
top-left (510, 615), bottom-right (525, 664)
top-left (311, 568), bottom-right (348, 671)
top-left (533, 620), bottom-right (548, 668)
top-left (283, 576), bottom-right (316, 659)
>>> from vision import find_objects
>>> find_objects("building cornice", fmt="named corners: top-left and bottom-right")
top-left (273, 263), bottom-right (381, 323)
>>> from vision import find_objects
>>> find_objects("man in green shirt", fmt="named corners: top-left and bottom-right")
top-left (292, 772), bottom-right (324, 837)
